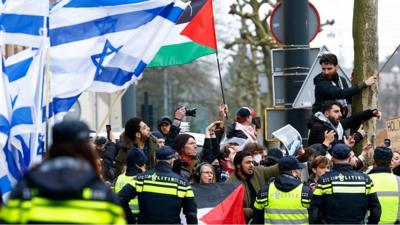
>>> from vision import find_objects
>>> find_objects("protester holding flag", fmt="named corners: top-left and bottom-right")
top-left (227, 150), bottom-right (279, 223)
top-left (0, 120), bottom-right (125, 224)
top-left (226, 107), bottom-right (258, 144)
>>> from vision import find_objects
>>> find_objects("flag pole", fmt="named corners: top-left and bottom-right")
top-left (95, 87), bottom-right (129, 137)
top-left (44, 48), bottom-right (51, 150)
top-left (378, 44), bottom-right (400, 76)
top-left (215, 52), bottom-right (227, 107)
top-left (210, 0), bottom-right (228, 119)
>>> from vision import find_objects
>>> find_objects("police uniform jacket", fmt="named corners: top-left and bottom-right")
top-left (118, 161), bottom-right (198, 224)
top-left (253, 174), bottom-right (312, 224)
top-left (0, 157), bottom-right (125, 224)
top-left (310, 163), bottom-right (381, 224)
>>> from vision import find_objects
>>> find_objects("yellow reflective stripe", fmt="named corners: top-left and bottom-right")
top-left (318, 183), bottom-right (332, 188)
top-left (185, 189), bottom-right (194, 198)
top-left (82, 187), bottom-right (92, 199)
top-left (30, 197), bottom-right (123, 215)
top-left (143, 180), bottom-right (178, 187)
top-left (314, 186), bottom-right (332, 195)
top-left (0, 205), bottom-right (22, 223)
top-left (1, 199), bottom-right (125, 224)
top-left (265, 208), bottom-right (308, 214)
top-left (27, 206), bottom-right (121, 224)
top-left (265, 217), bottom-right (308, 224)
top-left (114, 174), bottom-right (135, 193)
top-left (332, 186), bottom-right (365, 194)
top-left (254, 197), bottom-right (267, 210)
top-left (143, 185), bottom-right (178, 196)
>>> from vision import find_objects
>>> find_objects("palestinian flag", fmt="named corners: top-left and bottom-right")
top-left (189, 183), bottom-right (246, 224)
top-left (148, 0), bottom-right (217, 67)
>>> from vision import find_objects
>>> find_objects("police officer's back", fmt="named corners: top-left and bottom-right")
top-left (114, 148), bottom-right (147, 223)
top-left (369, 147), bottom-right (400, 224)
top-left (310, 144), bottom-right (381, 224)
top-left (253, 156), bottom-right (312, 224)
top-left (119, 146), bottom-right (197, 224)
top-left (0, 120), bottom-right (125, 224)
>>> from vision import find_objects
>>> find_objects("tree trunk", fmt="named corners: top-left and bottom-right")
top-left (352, 0), bottom-right (379, 156)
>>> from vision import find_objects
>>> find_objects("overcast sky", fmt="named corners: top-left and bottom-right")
top-left (213, 0), bottom-right (400, 70)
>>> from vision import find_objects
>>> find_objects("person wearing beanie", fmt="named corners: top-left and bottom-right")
top-left (173, 133), bottom-right (197, 180)
top-left (225, 107), bottom-right (258, 143)
top-left (227, 150), bottom-right (279, 223)
top-left (114, 148), bottom-right (147, 223)
top-left (369, 147), bottom-right (400, 224)
top-left (157, 116), bottom-right (172, 137)
top-left (151, 131), bottom-right (165, 147)
top-left (310, 144), bottom-right (381, 224)
top-left (0, 120), bottom-right (125, 224)
top-left (254, 156), bottom-right (311, 224)
top-left (119, 146), bottom-right (197, 224)
top-left (114, 117), bottom-right (159, 175)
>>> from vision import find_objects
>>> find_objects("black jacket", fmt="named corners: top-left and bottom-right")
top-left (0, 157), bottom-right (124, 224)
top-left (312, 72), bottom-right (364, 113)
top-left (310, 164), bottom-right (381, 224)
top-left (100, 142), bottom-right (118, 182)
top-left (119, 161), bottom-right (197, 224)
top-left (226, 122), bottom-right (248, 140)
top-left (307, 109), bottom-right (376, 147)
top-left (253, 174), bottom-right (312, 224)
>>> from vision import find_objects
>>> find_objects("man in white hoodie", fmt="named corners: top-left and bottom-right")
top-left (307, 100), bottom-right (380, 148)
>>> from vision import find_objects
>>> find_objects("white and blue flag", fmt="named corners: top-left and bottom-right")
top-left (49, 0), bottom-right (186, 114)
top-left (0, 45), bottom-right (14, 200)
top-left (0, 0), bottom-right (49, 47)
top-left (1, 45), bottom-right (46, 196)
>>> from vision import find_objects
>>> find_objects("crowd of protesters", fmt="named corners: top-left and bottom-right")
top-left (1, 53), bottom-right (400, 224)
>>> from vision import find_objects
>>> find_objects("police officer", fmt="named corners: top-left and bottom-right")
top-left (118, 146), bottom-right (197, 224)
top-left (369, 147), bottom-right (400, 224)
top-left (114, 148), bottom-right (147, 223)
top-left (310, 144), bottom-right (381, 224)
top-left (0, 120), bottom-right (125, 224)
top-left (253, 156), bottom-right (312, 224)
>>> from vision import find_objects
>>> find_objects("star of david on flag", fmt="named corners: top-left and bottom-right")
top-left (91, 40), bottom-right (122, 77)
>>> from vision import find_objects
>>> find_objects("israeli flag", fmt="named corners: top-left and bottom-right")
top-left (0, 0), bottom-right (49, 47)
top-left (49, 0), bottom-right (186, 108)
top-left (3, 45), bottom-right (46, 190)
top-left (0, 46), bottom-right (14, 200)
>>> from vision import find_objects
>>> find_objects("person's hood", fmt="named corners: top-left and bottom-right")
top-left (313, 73), bottom-right (325, 85)
top-left (119, 131), bottom-right (135, 150)
top-left (274, 174), bottom-right (302, 192)
top-left (27, 157), bottom-right (99, 194)
top-left (306, 114), bottom-right (323, 129)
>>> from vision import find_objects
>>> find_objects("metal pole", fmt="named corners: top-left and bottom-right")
top-left (163, 68), bottom-right (169, 116)
top-left (121, 84), bottom-right (137, 126)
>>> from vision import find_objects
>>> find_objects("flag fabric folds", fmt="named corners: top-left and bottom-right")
top-left (0, 0), bottom-right (49, 47)
top-left (0, 46), bottom-right (14, 200)
top-left (189, 183), bottom-right (246, 225)
top-left (49, 0), bottom-right (186, 110)
top-left (1, 46), bottom-right (46, 200)
top-left (149, 0), bottom-right (217, 67)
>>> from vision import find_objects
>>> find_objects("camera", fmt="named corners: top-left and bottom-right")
top-left (185, 107), bottom-right (197, 117)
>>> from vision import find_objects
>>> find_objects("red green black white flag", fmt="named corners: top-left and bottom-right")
top-left (148, 0), bottom-right (217, 67)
